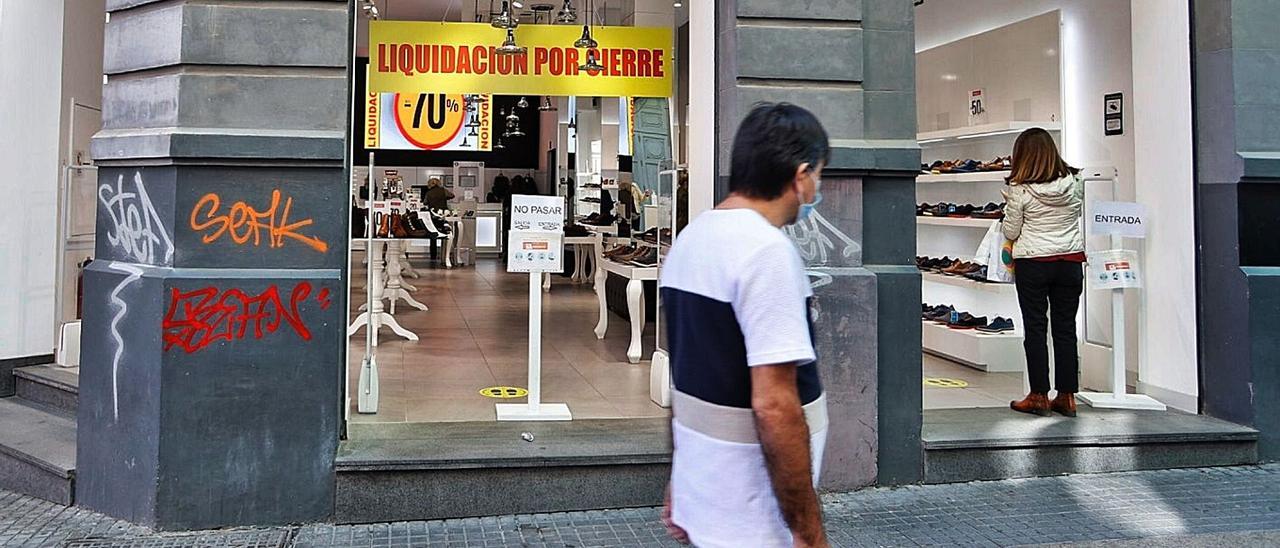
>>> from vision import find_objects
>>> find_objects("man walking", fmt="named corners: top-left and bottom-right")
top-left (659, 103), bottom-right (830, 547)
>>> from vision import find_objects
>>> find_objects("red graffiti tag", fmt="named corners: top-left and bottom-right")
top-left (161, 282), bottom-right (327, 353)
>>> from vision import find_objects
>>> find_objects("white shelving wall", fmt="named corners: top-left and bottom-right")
top-left (917, 124), bottom-right (1061, 373)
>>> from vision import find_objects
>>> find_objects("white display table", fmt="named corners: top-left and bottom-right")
top-left (592, 239), bottom-right (660, 364)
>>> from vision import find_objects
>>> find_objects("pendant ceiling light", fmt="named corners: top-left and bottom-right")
top-left (491, 0), bottom-right (518, 28)
top-left (568, 116), bottom-right (577, 130)
top-left (579, 49), bottom-right (605, 72)
top-left (360, 0), bottom-right (380, 20)
top-left (468, 94), bottom-right (488, 104)
top-left (468, 125), bottom-right (479, 137)
top-left (538, 97), bottom-right (557, 111)
top-left (496, 28), bottom-right (527, 55)
top-left (495, 137), bottom-right (506, 150)
top-left (574, 25), bottom-right (597, 48)
top-left (556, 0), bottom-right (577, 23)
top-left (505, 109), bottom-right (525, 137)
top-left (517, 96), bottom-right (530, 109)
top-left (460, 132), bottom-right (472, 147)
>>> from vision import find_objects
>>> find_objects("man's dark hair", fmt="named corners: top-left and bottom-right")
top-left (729, 103), bottom-right (831, 199)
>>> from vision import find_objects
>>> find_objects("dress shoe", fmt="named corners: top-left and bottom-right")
top-left (1011, 393), bottom-right (1052, 417)
top-left (1051, 393), bottom-right (1078, 417)
top-left (946, 312), bottom-right (987, 330)
top-left (976, 317), bottom-right (1015, 333)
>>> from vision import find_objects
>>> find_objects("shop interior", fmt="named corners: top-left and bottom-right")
top-left (912, 1), bottom-right (1212, 433)
top-left (345, 0), bottom-right (685, 428)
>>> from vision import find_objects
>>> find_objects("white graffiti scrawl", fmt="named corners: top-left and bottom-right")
top-left (784, 211), bottom-right (862, 266)
top-left (99, 171), bottom-right (174, 264)
top-left (105, 262), bottom-right (144, 421)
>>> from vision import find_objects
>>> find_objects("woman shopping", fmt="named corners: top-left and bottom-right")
top-left (1002, 128), bottom-right (1085, 418)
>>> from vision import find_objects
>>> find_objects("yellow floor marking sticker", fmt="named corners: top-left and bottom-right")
top-left (479, 386), bottom-right (529, 399)
top-left (923, 378), bottom-right (969, 388)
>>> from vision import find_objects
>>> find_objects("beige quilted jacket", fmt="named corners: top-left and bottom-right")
top-left (1001, 173), bottom-right (1085, 259)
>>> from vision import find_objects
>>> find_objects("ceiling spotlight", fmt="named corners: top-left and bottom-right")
top-left (491, 0), bottom-right (519, 29)
top-left (505, 110), bottom-right (525, 137)
top-left (673, 1), bottom-right (682, 7)
top-left (517, 96), bottom-right (530, 109)
top-left (574, 24), bottom-right (598, 48)
top-left (496, 28), bottom-right (527, 55)
top-left (557, 0), bottom-right (577, 23)
top-left (539, 97), bottom-right (558, 111)
top-left (579, 49), bottom-right (604, 72)
top-left (513, 1), bottom-right (525, 7)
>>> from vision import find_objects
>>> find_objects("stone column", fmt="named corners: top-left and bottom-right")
top-left (717, 0), bottom-right (921, 488)
top-left (1192, 0), bottom-right (1280, 461)
top-left (79, 0), bottom-right (350, 529)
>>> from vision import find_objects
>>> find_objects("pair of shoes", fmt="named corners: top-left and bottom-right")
top-left (1011, 392), bottom-right (1078, 417)
top-left (918, 256), bottom-right (955, 271)
top-left (976, 317), bottom-right (1015, 333)
top-left (629, 247), bottom-right (659, 266)
top-left (1011, 393), bottom-right (1052, 417)
top-left (969, 202), bottom-right (1006, 219)
top-left (564, 224), bottom-right (591, 237)
top-left (942, 261), bottom-right (983, 277)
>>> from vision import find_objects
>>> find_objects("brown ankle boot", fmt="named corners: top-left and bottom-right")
top-left (1051, 393), bottom-right (1077, 417)
top-left (1010, 393), bottom-right (1051, 417)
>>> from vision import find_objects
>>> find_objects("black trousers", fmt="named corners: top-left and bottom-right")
top-left (1013, 259), bottom-right (1083, 394)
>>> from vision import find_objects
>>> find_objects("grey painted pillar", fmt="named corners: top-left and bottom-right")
top-left (1192, 0), bottom-right (1280, 461)
top-left (717, 0), bottom-right (921, 488)
top-left (79, 0), bottom-right (350, 529)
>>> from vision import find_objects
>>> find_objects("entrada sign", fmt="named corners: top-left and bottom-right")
top-left (369, 21), bottom-right (673, 97)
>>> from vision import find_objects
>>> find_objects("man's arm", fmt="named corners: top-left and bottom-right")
top-left (751, 364), bottom-right (827, 547)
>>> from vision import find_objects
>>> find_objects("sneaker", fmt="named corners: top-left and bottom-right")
top-left (924, 305), bottom-right (955, 323)
top-left (976, 317), bottom-right (1015, 333)
top-left (946, 311), bottom-right (988, 330)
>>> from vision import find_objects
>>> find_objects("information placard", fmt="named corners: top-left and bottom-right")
top-left (507, 230), bottom-right (563, 273)
top-left (1087, 249), bottom-right (1142, 290)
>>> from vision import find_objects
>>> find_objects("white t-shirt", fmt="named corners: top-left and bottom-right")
top-left (659, 208), bottom-right (828, 548)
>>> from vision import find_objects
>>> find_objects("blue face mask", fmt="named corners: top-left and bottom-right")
top-left (796, 174), bottom-right (823, 223)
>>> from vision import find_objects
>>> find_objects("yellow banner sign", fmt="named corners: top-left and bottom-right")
top-left (369, 21), bottom-right (673, 98)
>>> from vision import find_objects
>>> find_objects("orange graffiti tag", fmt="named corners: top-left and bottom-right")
top-left (189, 190), bottom-right (329, 253)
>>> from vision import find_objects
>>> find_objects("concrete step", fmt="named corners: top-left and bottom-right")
top-left (335, 418), bottom-right (672, 523)
top-left (14, 365), bottom-right (79, 416)
top-left (923, 407), bottom-right (1259, 484)
top-left (0, 397), bottom-right (76, 505)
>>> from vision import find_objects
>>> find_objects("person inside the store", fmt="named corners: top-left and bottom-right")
top-left (424, 177), bottom-right (454, 210)
top-left (660, 103), bottom-right (830, 548)
top-left (1002, 128), bottom-right (1085, 418)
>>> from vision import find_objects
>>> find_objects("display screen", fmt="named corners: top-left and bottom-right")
top-left (476, 216), bottom-right (498, 247)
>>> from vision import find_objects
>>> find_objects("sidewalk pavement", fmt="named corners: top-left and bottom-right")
top-left (2, 464), bottom-right (1278, 547)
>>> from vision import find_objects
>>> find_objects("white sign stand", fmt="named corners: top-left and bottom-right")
top-left (496, 195), bottom-right (572, 421)
top-left (1077, 187), bottom-right (1165, 411)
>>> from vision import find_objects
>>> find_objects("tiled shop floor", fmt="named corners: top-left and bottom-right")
top-left (347, 257), bottom-right (669, 423)
top-left (5, 466), bottom-right (1280, 547)
top-left (923, 352), bottom-right (1025, 409)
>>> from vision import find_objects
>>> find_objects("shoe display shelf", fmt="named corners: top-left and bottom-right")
top-left (915, 121), bottom-right (1051, 374)
top-left (917, 121), bottom-right (1062, 145)
top-left (921, 272), bottom-right (1015, 294)
top-left (917, 216), bottom-right (999, 229)
top-left (917, 171), bottom-right (1011, 184)
top-left (921, 321), bottom-right (1024, 373)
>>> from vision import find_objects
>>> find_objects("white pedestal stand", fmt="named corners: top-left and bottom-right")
top-left (1078, 235), bottom-right (1165, 411)
top-left (382, 241), bottom-right (428, 314)
top-left (496, 271), bottom-right (573, 421)
top-left (348, 240), bottom-right (418, 342)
